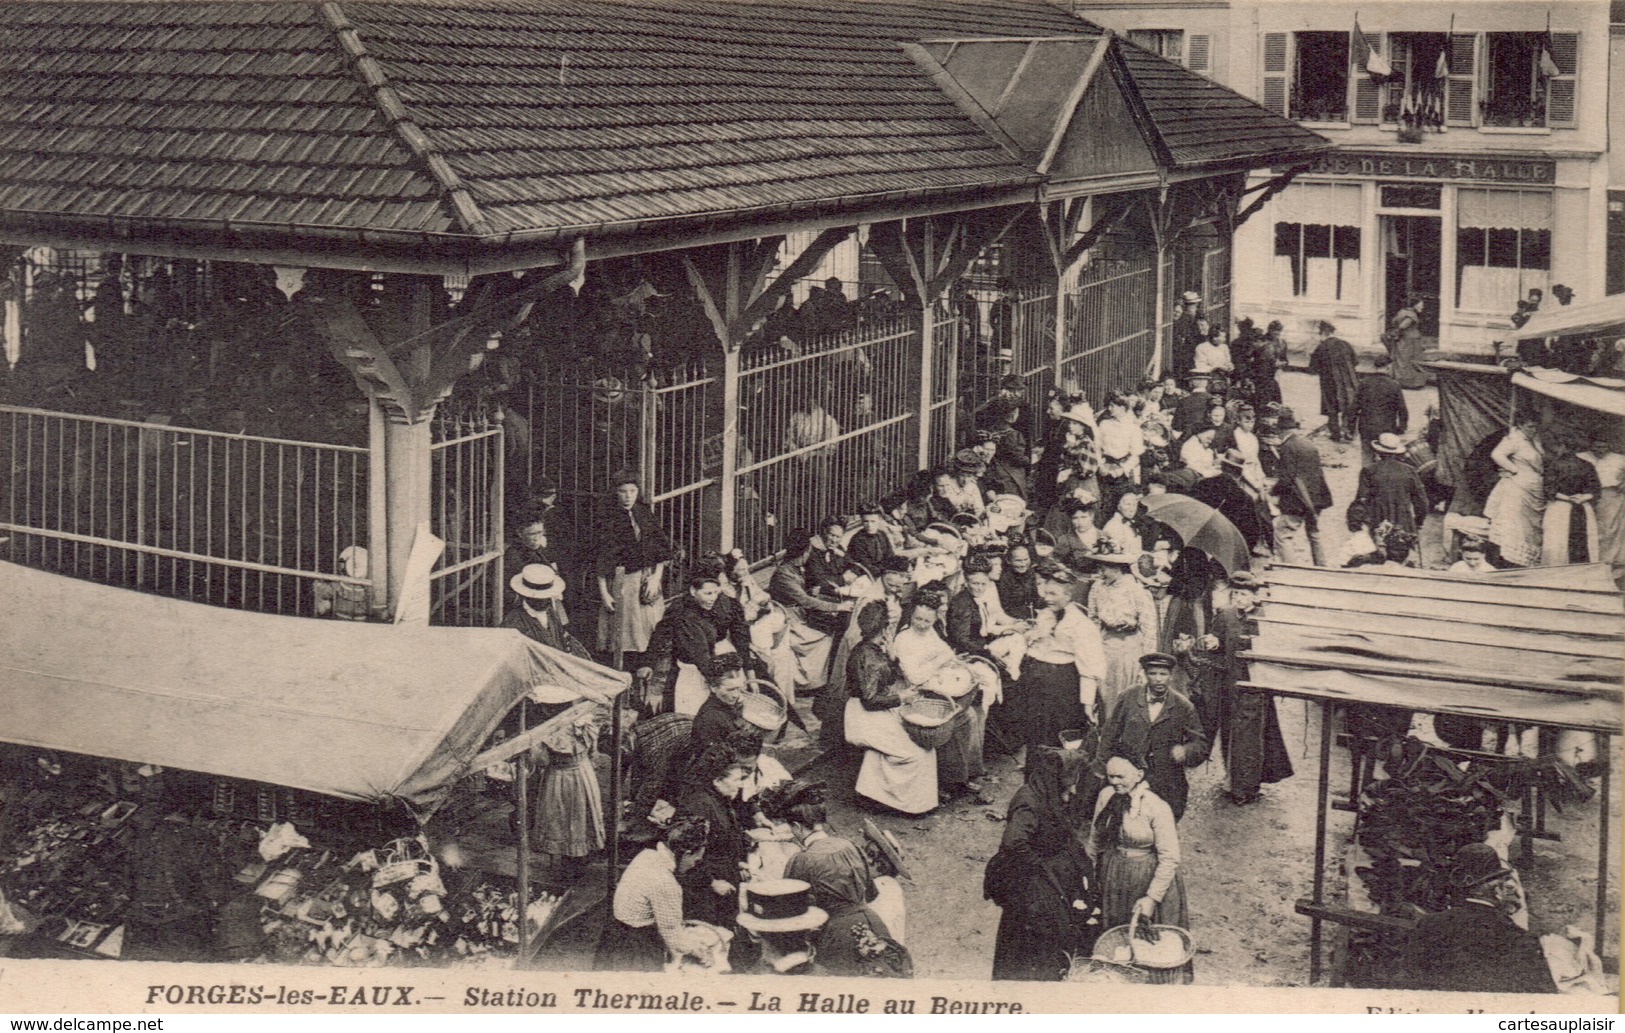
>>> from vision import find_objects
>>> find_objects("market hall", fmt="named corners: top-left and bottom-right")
top-left (0, 0), bottom-right (1615, 999)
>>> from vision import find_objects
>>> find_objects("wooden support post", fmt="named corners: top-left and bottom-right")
top-left (1311, 700), bottom-right (1335, 985)
top-left (607, 700), bottom-right (624, 902)
top-left (515, 699), bottom-right (531, 962)
top-left (1151, 230), bottom-right (1167, 381)
top-left (916, 307), bottom-right (934, 470)
top-left (718, 345), bottom-right (741, 552)
top-left (366, 397), bottom-right (391, 615)
top-left (1596, 739), bottom-right (1611, 953)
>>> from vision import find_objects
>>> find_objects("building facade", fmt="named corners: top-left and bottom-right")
top-left (1076, 0), bottom-right (1614, 355)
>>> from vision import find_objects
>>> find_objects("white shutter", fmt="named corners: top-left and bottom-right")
top-left (1384, 34), bottom-right (1409, 123)
top-left (1186, 33), bottom-right (1211, 76)
top-left (1352, 32), bottom-right (1384, 123)
top-left (1545, 32), bottom-right (1578, 128)
top-left (1445, 33), bottom-right (1478, 127)
top-left (1262, 32), bottom-right (1290, 116)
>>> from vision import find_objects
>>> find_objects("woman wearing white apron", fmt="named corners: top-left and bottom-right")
top-left (596, 475), bottom-right (670, 662)
top-left (844, 604), bottom-right (938, 815)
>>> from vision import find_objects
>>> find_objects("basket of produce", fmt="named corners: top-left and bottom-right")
top-left (1092, 915), bottom-right (1192, 984)
top-left (898, 694), bottom-right (960, 751)
top-left (1064, 955), bottom-right (1152, 984)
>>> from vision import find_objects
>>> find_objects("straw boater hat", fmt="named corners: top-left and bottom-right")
top-left (1085, 545), bottom-right (1142, 567)
top-left (1371, 433), bottom-right (1407, 455)
top-left (1181, 291), bottom-right (1202, 304)
top-left (511, 563), bottom-right (565, 601)
top-left (1059, 400), bottom-right (1097, 429)
top-left (738, 879), bottom-right (828, 933)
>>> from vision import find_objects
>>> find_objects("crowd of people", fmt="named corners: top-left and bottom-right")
top-left (490, 281), bottom-right (1622, 980)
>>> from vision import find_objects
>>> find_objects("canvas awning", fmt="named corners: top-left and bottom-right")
top-left (1516, 293), bottom-right (1625, 342)
top-left (1510, 368), bottom-right (1625, 418)
top-left (0, 561), bottom-right (628, 817)
top-left (1240, 564), bottom-right (1622, 734)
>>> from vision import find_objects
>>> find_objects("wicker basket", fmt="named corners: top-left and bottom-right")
top-left (1091, 922), bottom-right (1193, 984)
top-left (898, 696), bottom-right (960, 751)
top-left (739, 680), bottom-right (787, 732)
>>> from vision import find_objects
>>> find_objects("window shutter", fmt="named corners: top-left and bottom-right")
top-left (1262, 32), bottom-right (1290, 116)
top-left (1384, 34), bottom-right (1409, 122)
top-left (1545, 32), bottom-right (1578, 127)
top-left (1352, 32), bottom-right (1384, 123)
top-left (1445, 33), bottom-right (1478, 126)
top-left (1186, 33), bottom-right (1211, 75)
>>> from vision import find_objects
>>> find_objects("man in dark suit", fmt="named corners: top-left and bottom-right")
top-left (1353, 434), bottom-right (1431, 539)
top-left (1171, 372), bottom-right (1219, 439)
top-left (1352, 353), bottom-right (1408, 467)
top-left (1308, 320), bottom-right (1358, 442)
top-left (1266, 409), bottom-right (1333, 566)
top-left (1094, 652), bottom-right (1209, 821)
top-left (1401, 843), bottom-right (1557, 995)
top-left (1193, 448), bottom-right (1273, 555)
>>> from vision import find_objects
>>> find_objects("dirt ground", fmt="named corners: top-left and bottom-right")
top-left (785, 370), bottom-right (1620, 989)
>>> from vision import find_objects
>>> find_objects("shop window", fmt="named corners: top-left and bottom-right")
top-left (1275, 222), bottom-right (1361, 302)
top-left (1455, 188), bottom-right (1552, 313)
top-left (1291, 32), bottom-right (1350, 122)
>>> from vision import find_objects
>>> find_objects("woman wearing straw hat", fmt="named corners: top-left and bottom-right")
top-left (1085, 546), bottom-right (1159, 726)
top-left (1016, 563), bottom-right (1105, 753)
top-left (1087, 754), bottom-right (1191, 984)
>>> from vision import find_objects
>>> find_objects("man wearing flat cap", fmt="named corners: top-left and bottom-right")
top-left (1093, 651), bottom-right (1209, 821)
top-left (1401, 843), bottom-right (1556, 994)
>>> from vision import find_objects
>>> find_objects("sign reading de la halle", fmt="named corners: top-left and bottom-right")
top-left (1290, 151), bottom-right (1557, 184)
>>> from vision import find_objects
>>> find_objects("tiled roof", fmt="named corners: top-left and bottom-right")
top-left (0, 0), bottom-right (1327, 259)
top-left (1114, 39), bottom-right (1329, 170)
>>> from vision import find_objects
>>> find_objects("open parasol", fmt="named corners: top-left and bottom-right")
top-left (1140, 493), bottom-right (1251, 575)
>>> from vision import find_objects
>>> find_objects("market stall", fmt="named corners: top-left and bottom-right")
top-left (0, 560), bottom-right (629, 965)
top-left (1238, 563), bottom-right (1621, 988)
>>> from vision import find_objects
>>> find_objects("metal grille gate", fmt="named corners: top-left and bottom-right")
top-left (0, 404), bottom-right (369, 616)
top-left (429, 413), bottom-right (504, 627)
top-left (1062, 258), bottom-right (1160, 407)
top-left (735, 316), bottom-right (918, 561)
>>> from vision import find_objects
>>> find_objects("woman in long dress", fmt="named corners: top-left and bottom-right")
top-left (894, 591), bottom-right (985, 796)
top-left (1484, 416), bottom-right (1546, 567)
top-left (1581, 437), bottom-right (1625, 571)
top-left (596, 475), bottom-right (671, 661)
top-left (1542, 436), bottom-right (1602, 566)
top-left (1088, 754), bottom-right (1191, 983)
top-left (1086, 550), bottom-right (1159, 725)
top-left (1386, 299), bottom-right (1429, 390)
top-left (1014, 564), bottom-right (1106, 751)
top-left (843, 604), bottom-right (939, 815)
top-left (984, 746), bottom-right (1100, 981)
top-left (532, 708), bottom-right (606, 868)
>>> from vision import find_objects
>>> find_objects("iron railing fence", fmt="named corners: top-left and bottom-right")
top-left (429, 413), bottom-right (504, 627)
top-left (0, 404), bottom-right (369, 617)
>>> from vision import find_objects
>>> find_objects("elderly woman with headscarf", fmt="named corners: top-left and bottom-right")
top-left (762, 781), bottom-right (913, 977)
top-left (984, 746), bottom-right (1101, 981)
top-left (1088, 753), bottom-right (1192, 983)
